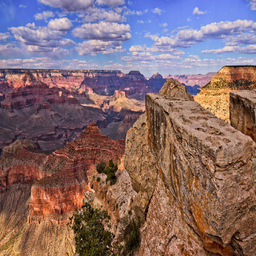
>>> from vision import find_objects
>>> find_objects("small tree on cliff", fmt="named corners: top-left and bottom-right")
top-left (96, 159), bottom-right (118, 185)
top-left (70, 202), bottom-right (115, 256)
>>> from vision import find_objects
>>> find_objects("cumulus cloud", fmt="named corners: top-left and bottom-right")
top-left (193, 7), bottom-right (205, 15)
top-left (72, 21), bottom-right (131, 41)
top-left (8, 26), bottom-right (75, 58)
top-left (202, 45), bottom-right (256, 54)
top-left (154, 54), bottom-right (181, 60)
top-left (129, 44), bottom-right (185, 55)
top-left (75, 40), bottom-right (125, 55)
top-left (26, 23), bottom-right (37, 29)
top-left (248, 0), bottom-right (256, 10)
top-left (0, 43), bottom-right (21, 56)
top-left (19, 4), bottom-right (27, 8)
top-left (38, 0), bottom-right (93, 12)
top-left (0, 32), bottom-right (11, 41)
top-left (160, 23), bottom-right (168, 28)
top-left (201, 19), bottom-right (256, 38)
top-left (48, 18), bottom-right (73, 31)
top-left (96, 0), bottom-right (125, 7)
top-left (82, 7), bottom-right (122, 22)
top-left (144, 19), bottom-right (256, 52)
top-left (34, 11), bottom-right (54, 21)
top-left (122, 51), bottom-right (180, 62)
top-left (152, 7), bottom-right (163, 15)
top-left (0, 57), bottom-right (67, 69)
top-left (224, 33), bottom-right (256, 45)
top-left (122, 52), bottom-right (154, 62)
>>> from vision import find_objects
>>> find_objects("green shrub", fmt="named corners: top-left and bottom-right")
top-left (96, 159), bottom-right (118, 185)
top-left (69, 202), bottom-right (115, 256)
top-left (104, 159), bottom-right (118, 185)
top-left (123, 218), bottom-right (141, 255)
top-left (96, 161), bottom-right (107, 173)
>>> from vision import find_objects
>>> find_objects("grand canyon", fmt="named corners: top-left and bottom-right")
top-left (0, 65), bottom-right (256, 255)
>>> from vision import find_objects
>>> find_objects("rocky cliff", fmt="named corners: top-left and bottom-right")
top-left (195, 65), bottom-right (256, 122)
top-left (0, 124), bottom-right (125, 255)
top-left (124, 78), bottom-right (256, 255)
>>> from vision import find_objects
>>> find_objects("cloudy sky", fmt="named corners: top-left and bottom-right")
top-left (0, 0), bottom-right (256, 76)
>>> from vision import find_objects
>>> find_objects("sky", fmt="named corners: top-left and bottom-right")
top-left (0, 0), bottom-right (256, 77)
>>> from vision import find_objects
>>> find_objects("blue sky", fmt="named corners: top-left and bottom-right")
top-left (0, 0), bottom-right (256, 77)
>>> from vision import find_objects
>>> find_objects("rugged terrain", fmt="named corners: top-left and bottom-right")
top-left (195, 66), bottom-right (256, 122)
top-left (0, 123), bottom-right (125, 255)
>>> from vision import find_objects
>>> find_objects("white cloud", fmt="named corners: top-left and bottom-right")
top-left (193, 7), bottom-right (205, 15)
top-left (19, 4), bottom-right (27, 8)
top-left (248, 0), bottom-right (256, 10)
top-left (201, 19), bottom-right (256, 38)
top-left (0, 32), bottom-right (11, 41)
top-left (122, 52), bottom-right (154, 62)
top-left (160, 23), bottom-right (168, 28)
top-left (34, 11), bottom-right (54, 22)
top-left (75, 40), bottom-right (125, 55)
top-left (152, 7), bottom-right (163, 15)
top-left (137, 20), bottom-right (144, 24)
top-left (8, 25), bottom-right (75, 58)
top-left (96, 0), bottom-right (125, 7)
top-left (72, 21), bottom-right (131, 41)
top-left (38, 0), bottom-right (93, 12)
top-left (164, 29), bottom-right (168, 33)
top-left (82, 7), bottom-right (122, 22)
top-left (224, 33), bottom-right (256, 45)
top-left (26, 23), bottom-right (37, 29)
top-left (202, 45), bottom-right (256, 54)
top-left (0, 43), bottom-right (21, 56)
top-left (48, 18), bottom-right (73, 31)
top-left (154, 54), bottom-right (181, 60)
top-left (144, 19), bottom-right (256, 52)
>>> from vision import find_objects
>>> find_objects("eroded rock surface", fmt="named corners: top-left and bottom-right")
top-left (125, 78), bottom-right (256, 255)
top-left (230, 90), bottom-right (256, 142)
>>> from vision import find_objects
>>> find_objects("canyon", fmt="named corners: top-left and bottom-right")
top-left (1, 66), bottom-right (256, 255)
top-left (0, 69), bottom-right (211, 153)
top-left (0, 123), bottom-right (125, 255)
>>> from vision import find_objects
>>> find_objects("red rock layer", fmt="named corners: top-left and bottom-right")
top-left (29, 123), bottom-right (125, 216)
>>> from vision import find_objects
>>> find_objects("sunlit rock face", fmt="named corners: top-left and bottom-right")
top-left (125, 78), bottom-right (256, 256)
top-left (195, 66), bottom-right (256, 123)
top-left (0, 124), bottom-right (125, 256)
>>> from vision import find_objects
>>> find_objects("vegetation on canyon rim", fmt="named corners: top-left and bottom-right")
top-left (69, 202), bottom-right (116, 256)
top-left (96, 159), bottom-right (118, 185)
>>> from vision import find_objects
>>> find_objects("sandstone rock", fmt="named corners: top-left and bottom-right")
top-left (166, 72), bottom-right (216, 88)
top-left (230, 90), bottom-right (256, 142)
top-left (195, 66), bottom-right (256, 123)
top-left (125, 79), bottom-right (256, 255)
top-left (159, 78), bottom-right (194, 100)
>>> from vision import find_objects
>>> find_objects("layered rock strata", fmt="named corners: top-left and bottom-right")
top-left (195, 65), bottom-right (256, 122)
top-left (230, 90), bottom-right (256, 142)
top-left (0, 124), bottom-right (125, 255)
top-left (125, 79), bottom-right (256, 255)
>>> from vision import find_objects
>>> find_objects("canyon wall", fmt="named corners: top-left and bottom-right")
top-left (195, 65), bottom-right (256, 122)
top-left (0, 124), bottom-right (125, 255)
top-left (125, 79), bottom-right (256, 255)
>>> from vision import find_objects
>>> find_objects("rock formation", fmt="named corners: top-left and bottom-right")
top-left (124, 78), bottom-right (256, 255)
top-left (195, 65), bottom-right (256, 122)
top-left (0, 124), bottom-right (125, 255)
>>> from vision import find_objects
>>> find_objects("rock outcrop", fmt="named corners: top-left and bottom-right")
top-left (230, 90), bottom-right (256, 142)
top-left (125, 78), bottom-right (256, 255)
top-left (195, 65), bottom-right (256, 122)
